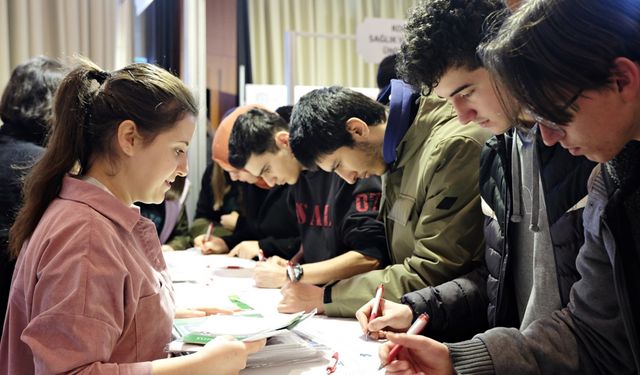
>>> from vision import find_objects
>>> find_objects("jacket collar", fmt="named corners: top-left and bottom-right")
top-left (391, 94), bottom-right (455, 170)
top-left (59, 176), bottom-right (142, 233)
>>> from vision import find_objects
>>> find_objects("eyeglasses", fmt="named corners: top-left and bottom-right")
top-left (523, 89), bottom-right (583, 133)
top-left (524, 108), bottom-right (565, 132)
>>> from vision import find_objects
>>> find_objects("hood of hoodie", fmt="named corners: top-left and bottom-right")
top-left (510, 126), bottom-right (541, 232)
top-left (211, 104), bottom-right (270, 190)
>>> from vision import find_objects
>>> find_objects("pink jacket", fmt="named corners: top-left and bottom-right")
top-left (1, 176), bottom-right (175, 374)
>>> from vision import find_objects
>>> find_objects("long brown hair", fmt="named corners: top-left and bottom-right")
top-left (9, 58), bottom-right (198, 258)
top-left (211, 163), bottom-right (230, 211)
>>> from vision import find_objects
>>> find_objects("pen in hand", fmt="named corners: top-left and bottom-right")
top-left (366, 284), bottom-right (384, 339)
top-left (378, 313), bottom-right (430, 370)
top-left (204, 222), bottom-right (214, 242)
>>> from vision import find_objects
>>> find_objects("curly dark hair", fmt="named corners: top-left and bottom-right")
top-left (397, 0), bottom-right (505, 93)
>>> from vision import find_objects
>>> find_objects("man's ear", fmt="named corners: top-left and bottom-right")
top-left (274, 130), bottom-right (290, 150)
top-left (117, 120), bottom-right (140, 156)
top-left (345, 117), bottom-right (370, 140)
top-left (612, 57), bottom-right (640, 101)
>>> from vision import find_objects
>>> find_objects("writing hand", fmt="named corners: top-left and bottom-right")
top-left (194, 234), bottom-right (229, 254)
top-left (266, 255), bottom-right (288, 267)
top-left (355, 298), bottom-right (413, 340)
top-left (380, 332), bottom-right (453, 375)
top-left (278, 282), bottom-right (325, 314)
top-left (228, 241), bottom-right (260, 259)
top-left (253, 261), bottom-right (287, 288)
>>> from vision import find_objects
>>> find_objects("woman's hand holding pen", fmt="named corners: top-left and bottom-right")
top-left (356, 298), bottom-right (413, 340)
top-left (227, 241), bottom-right (261, 259)
top-left (194, 234), bottom-right (229, 255)
top-left (379, 333), bottom-right (453, 375)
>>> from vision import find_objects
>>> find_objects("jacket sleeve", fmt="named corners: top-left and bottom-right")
top-left (258, 236), bottom-right (301, 259)
top-left (220, 214), bottom-right (253, 250)
top-left (324, 135), bottom-right (485, 317)
top-left (232, 214), bottom-right (256, 239)
top-left (338, 176), bottom-right (389, 263)
top-left (448, 218), bottom-right (635, 375)
top-left (19, 220), bottom-right (155, 374)
top-left (194, 163), bottom-right (224, 223)
top-left (401, 264), bottom-right (489, 342)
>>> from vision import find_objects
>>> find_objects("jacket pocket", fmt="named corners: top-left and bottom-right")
top-left (387, 194), bottom-right (415, 227)
top-left (133, 279), bottom-right (174, 360)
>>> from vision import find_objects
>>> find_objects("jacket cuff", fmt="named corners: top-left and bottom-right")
top-left (323, 281), bottom-right (338, 304)
top-left (257, 239), bottom-right (270, 253)
top-left (446, 338), bottom-right (494, 375)
top-left (401, 291), bottom-right (429, 323)
top-left (322, 281), bottom-right (353, 317)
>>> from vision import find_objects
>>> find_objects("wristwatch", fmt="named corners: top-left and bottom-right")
top-left (286, 263), bottom-right (304, 282)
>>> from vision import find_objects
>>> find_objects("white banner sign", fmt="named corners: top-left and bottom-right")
top-left (356, 18), bottom-right (405, 64)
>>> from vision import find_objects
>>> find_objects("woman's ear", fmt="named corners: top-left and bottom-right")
top-left (117, 120), bottom-right (140, 156)
top-left (274, 130), bottom-right (290, 149)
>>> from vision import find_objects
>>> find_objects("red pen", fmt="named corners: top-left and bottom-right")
top-left (326, 351), bottom-right (339, 374)
top-left (378, 313), bottom-right (430, 370)
top-left (204, 222), bottom-right (214, 242)
top-left (366, 284), bottom-right (384, 337)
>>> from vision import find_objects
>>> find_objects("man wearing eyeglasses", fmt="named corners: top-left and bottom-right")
top-left (353, 0), bottom-right (595, 350)
top-left (380, 0), bottom-right (640, 373)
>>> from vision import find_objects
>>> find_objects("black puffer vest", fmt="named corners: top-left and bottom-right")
top-left (480, 131), bottom-right (596, 327)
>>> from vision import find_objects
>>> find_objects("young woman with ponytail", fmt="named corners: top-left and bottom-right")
top-left (0, 58), bottom-right (265, 374)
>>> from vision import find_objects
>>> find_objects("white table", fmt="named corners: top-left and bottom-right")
top-left (163, 249), bottom-right (386, 374)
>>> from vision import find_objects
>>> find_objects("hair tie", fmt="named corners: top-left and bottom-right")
top-left (87, 70), bottom-right (110, 85)
top-left (83, 70), bottom-right (110, 131)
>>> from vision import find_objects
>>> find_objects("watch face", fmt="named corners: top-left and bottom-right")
top-left (294, 264), bottom-right (303, 281)
top-left (286, 263), bottom-right (303, 282)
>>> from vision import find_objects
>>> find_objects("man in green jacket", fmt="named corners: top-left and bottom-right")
top-left (282, 82), bottom-right (490, 317)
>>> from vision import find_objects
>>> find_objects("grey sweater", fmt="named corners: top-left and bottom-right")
top-left (449, 144), bottom-right (640, 374)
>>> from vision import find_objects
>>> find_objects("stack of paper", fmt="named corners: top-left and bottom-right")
top-left (245, 330), bottom-right (325, 368)
top-left (167, 310), bottom-right (324, 368)
top-left (168, 309), bottom-right (316, 345)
